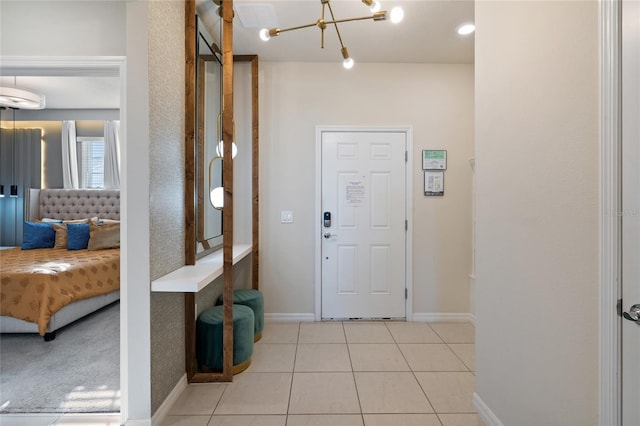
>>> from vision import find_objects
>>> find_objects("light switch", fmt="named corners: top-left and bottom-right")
top-left (281, 211), bottom-right (293, 223)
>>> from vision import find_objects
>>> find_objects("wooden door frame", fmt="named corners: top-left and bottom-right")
top-left (314, 125), bottom-right (413, 322)
top-left (599, 0), bottom-right (621, 423)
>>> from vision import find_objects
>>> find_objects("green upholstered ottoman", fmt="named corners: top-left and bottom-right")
top-left (218, 289), bottom-right (264, 342)
top-left (196, 304), bottom-right (254, 374)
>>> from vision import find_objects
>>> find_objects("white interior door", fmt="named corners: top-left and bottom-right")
top-left (321, 131), bottom-right (406, 319)
top-left (622, 0), bottom-right (640, 423)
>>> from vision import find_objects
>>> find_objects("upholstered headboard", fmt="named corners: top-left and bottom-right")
top-left (26, 189), bottom-right (120, 221)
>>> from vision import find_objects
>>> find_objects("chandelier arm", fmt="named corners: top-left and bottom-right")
top-left (321, 3), bottom-right (326, 48)
top-left (326, 1), bottom-right (346, 49)
top-left (277, 21), bottom-right (319, 34)
top-left (324, 14), bottom-right (385, 25)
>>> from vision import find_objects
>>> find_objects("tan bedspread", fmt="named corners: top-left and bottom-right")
top-left (0, 247), bottom-right (120, 335)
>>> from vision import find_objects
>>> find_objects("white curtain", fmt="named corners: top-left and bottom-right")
top-left (103, 120), bottom-right (121, 189)
top-left (61, 120), bottom-right (79, 189)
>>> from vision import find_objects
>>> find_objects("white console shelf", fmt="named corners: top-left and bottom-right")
top-left (151, 244), bottom-right (252, 293)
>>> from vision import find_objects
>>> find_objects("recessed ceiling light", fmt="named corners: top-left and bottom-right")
top-left (457, 23), bottom-right (475, 36)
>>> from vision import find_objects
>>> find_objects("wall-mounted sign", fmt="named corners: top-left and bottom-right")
top-left (424, 171), bottom-right (444, 196)
top-left (422, 150), bottom-right (447, 170)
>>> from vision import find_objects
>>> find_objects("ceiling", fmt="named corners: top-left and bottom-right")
top-left (0, 76), bottom-right (120, 110)
top-left (231, 0), bottom-right (475, 64)
top-left (0, 0), bottom-right (474, 110)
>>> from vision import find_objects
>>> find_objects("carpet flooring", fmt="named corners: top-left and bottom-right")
top-left (0, 302), bottom-right (120, 413)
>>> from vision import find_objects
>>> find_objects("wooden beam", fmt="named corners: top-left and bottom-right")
top-left (184, 0), bottom-right (196, 266)
top-left (184, 0), bottom-right (197, 382)
top-left (197, 56), bottom-right (206, 243)
top-left (185, 292), bottom-right (196, 381)
top-left (250, 56), bottom-right (260, 291)
top-left (189, 372), bottom-right (232, 383)
top-left (221, 0), bottom-right (235, 382)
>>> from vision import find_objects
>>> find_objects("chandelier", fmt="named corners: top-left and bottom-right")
top-left (259, 0), bottom-right (404, 69)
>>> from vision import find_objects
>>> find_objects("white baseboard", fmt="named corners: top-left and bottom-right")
top-left (150, 374), bottom-right (187, 426)
top-left (265, 313), bottom-right (316, 322)
top-left (266, 312), bottom-right (476, 324)
top-left (472, 392), bottom-right (504, 426)
top-left (264, 313), bottom-right (476, 325)
top-left (412, 312), bottom-right (475, 325)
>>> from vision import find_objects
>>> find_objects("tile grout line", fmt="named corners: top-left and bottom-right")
top-left (399, 322), bottom-right (446, 420)
top-left (384, 321), bottom-right (443, 422)
top-left (284, 322), bottom-right (301, 424)
top-left (445, 341), bottom-right (473, 373)
top-left (343, 322), bottom-right (365, 424)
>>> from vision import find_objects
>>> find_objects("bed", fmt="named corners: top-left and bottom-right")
top-left (0, 188), bottom-right (120, 341)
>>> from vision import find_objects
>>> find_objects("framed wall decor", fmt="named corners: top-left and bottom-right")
top-left (422, 150), bottom-right (447, 170)
top-left (424, 171), bottom-right (444, 196)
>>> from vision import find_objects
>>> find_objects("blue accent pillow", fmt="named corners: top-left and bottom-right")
top-left (22, 222), bottom-right (55, 250)
top-left (67, 223), bottom-right (91, 250)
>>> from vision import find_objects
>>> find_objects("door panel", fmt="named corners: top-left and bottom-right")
top-left (321, 131), bottom-right (406, 319)
top-left (622, 0), bottom-right (640, 423)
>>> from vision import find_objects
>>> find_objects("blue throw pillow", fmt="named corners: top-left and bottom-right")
top-left (22, 222), bottom-right (55, 250)
top-left (67, 223), bottom-right (91, 250)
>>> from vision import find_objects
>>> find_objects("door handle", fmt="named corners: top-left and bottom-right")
top-left (623, 304), bottom-right (640, 325)
top-left (323, 232), bottom-right (338, 239)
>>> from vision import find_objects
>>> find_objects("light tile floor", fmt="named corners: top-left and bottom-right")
top-left (0, 321), bottom-right (482, 426)
top-left (163, 321), bottom-right (482, 426)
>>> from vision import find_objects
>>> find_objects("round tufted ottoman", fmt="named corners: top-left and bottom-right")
top-left (218, 289), bottom-right (264, 342)
top-left (196, 304), bottom-right (254, 374)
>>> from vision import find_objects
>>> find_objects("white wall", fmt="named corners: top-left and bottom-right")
top-left (0, 2), bottom-right (150, 422)
top-left (123, 2), bottom-right (151, 422)
top-left (474, 1), bottom-right (599, 424)
top-left (259, 62), bottom-right (474, 317)
top-left (234, 62), bottom-right (255, 246)
top-left (0, 1), bottom-right (125, 56)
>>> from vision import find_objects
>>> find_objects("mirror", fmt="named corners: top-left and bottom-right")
top-left (195, 16), bottom-right (223, 256)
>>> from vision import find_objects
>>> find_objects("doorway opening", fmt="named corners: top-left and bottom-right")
top-left (0, 56), bottom-right (127, 420)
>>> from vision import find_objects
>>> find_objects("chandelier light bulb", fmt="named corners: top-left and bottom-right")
top-left (210, 187), bottom-right (224, 209)
top-left (457, 23), bottom-right (475, 35)
top-left (390, 7), bottom-right (404, 24)
top-left (343, 57), bottom-right (355, 69)
top-left (216, 141), bottom-right (238, 159)
top-left (259, 28), bottom-right (271, 41)
top-left (369, 0), bottom-right (381, 13)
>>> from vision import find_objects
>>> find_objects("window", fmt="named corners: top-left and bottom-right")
top-left (76, 137), bottom-right (105, 188)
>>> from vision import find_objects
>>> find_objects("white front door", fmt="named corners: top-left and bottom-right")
top-left (622, 0), bottom-right (640, 423)
top-left (320, 130), bottom-right (406, 319)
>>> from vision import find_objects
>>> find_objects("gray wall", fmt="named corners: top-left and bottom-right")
top-left (147, 0), bottom-right (188, 414)
top-left (0, 128), bottom-right (41, 246)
